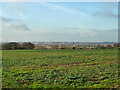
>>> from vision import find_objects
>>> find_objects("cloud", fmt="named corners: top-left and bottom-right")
top-left (28, 31), bottom-right (97, 42)
top-left (0, 16), bottom-right (12, 23)
top-left (62, 27), bottom-right (117, 39)
top-left (4, 22), bottom-right (31, 31)
top-left (28, 28), bottom-right (117, 42)
top-left (9, 3), bottom-right (27, 18)
top-left (93, 11), bottom-right (118, 18)
top-left (88, 28), bottom-right (117, 32)
top-left (93, 3), bottom-right (118, 18)
top-left (1, 16), bottom-right (31, 31)
top-left (78, 31), bottom-right (98, 37)
top-left (3, 28), bottom-right (117, 42)
top-left (64, 27), bottom-right (79, 31)
top-left (41, 2), bottom-right (86, 16)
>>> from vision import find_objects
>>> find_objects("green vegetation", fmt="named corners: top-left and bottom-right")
top-left (1, 42), bottom-right (120, 50)
top-left (2, 42), bottom-right (35, 50)
top-left (2, 49), bottom-right (119, 88)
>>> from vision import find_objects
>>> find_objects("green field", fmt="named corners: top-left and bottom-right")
top-left (2, 49), bottom-right (119, 88)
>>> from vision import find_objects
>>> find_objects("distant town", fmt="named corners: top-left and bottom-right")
top-left (0, 41), bottom-right (119, 50)
top-left (31, 41), bottom-right (116, 45)
top-left (1, 41), bottom-right (117, 45)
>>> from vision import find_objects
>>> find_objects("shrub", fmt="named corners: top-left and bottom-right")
top-left (21, 42), bottom-right (34, 49)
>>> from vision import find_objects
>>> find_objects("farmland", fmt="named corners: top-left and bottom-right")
top-left (2, 49), bottom-right (119, 88)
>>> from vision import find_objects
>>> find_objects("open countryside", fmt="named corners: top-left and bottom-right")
top-left (1, 2), bottom-right (119, 89)
top-left (2, 48), bottom-right (119, 88)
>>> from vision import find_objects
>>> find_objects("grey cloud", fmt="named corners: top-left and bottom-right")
top-left (93, 3), bottom-right (118, 18)
top-left (4, 22), bottom-right (31, 31)
top-left (1, 16), bottom-right (31, 31)
top-left (30, 28), bottom-right (117, 41)
top-left (4, 28), bottom-right (117, 42)
top-left (103, 29), bottom-right (118, 32)
top-left (89, 29), bottom-right (117, 41)
top-left (101, 3), bottom-right (117, 9)
top-left (64, 27), bottom-right (79, 31)
top-left (0, 16), bottom-right (12, 23)
top-left (2, 17), bottom-right (12, 22)
top-left (93, 11), bottom-right (118, 18)
top-left (88, 28), bottom-right (117, 32)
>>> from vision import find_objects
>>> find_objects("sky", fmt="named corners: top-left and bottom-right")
top-left (0, 2), bottom-right (118, 42)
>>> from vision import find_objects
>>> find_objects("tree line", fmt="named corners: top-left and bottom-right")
top-left (0, 42), bottom-right (120, 50)
top-left (1, 42), bottom-right (34, 50)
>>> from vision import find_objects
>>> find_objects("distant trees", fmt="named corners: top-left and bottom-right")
top-left (0, 44), bottom-right (1, 50)
top-left (59, 45), bottom-right (68, 49)
top-left (2, 43), bottom-right (9, 50)
top-left (1, 42), bottom-right (120, 50)
top-left (34, 45), bottom-right (47, 50)
top-left (96, 45), bottom-right (101, 49)
top-left (96, 45), bottom-right (105, 49)
top-left (113, 43), bottom-right (118, 48)
top-left (52, 45), bottom-right (59, 49)
top-left (105, 45), bottom-right (113, 49)
top-left (21, 42), bottom-right (34, 49)
top-left (72, 47), bottom-right (76, 49)
top-left (2, 42), bottom-right (20, 50)
top-left (65, 45), bottom-right (72, 49)
top-left (2, 42), bottom-right (34, 50)
top-left (113, 43), bottom-right (120, 48)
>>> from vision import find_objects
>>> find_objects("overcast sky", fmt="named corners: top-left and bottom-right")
top-left (0, 2), bottom-right (118, 42)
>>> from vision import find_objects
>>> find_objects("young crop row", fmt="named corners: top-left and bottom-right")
top-left (2, 49), bottom-right (119, 88)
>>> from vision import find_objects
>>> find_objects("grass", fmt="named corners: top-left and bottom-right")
top-left (2, 49), bottom-right (119, 88)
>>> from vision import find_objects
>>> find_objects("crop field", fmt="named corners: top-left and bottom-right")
top-left (2, 49), bottom-right (119, 88)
